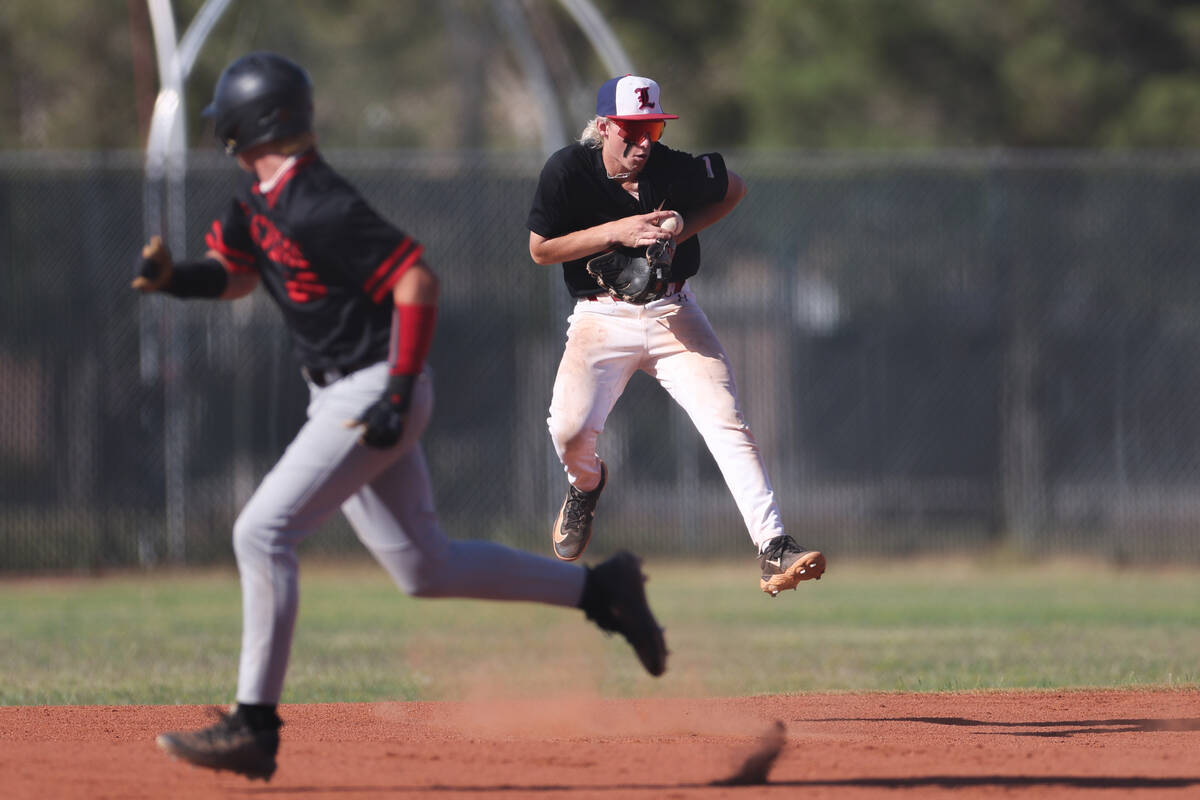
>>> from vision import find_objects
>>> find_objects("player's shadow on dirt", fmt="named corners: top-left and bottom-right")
top-left (237, 718), bottom-right (1200, 794)
top-left (823, 715), bottom-right (1200, 738)
top-left (244, 774), bottom-right (1200, 794)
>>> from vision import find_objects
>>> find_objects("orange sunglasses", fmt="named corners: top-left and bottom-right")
top-left (610, 118), bottom-right (667, 145)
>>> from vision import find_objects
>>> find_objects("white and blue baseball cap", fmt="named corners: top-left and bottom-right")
top-left (596, 75), bottom-right (679, 121)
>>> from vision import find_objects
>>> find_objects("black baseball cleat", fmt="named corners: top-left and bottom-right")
top-left (156, 707), bottom-right (280, 781)
top-left (759, 534), bottom-right (826, 597)
top-left (552, 461), bottom-right (607, 561)
top-left (581, 550), bottom-right (668, 676)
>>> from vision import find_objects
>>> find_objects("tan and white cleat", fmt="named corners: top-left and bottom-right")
top-left (759, 535), bottom-right (826, 597)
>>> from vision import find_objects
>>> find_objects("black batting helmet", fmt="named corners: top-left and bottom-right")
top-left (203, 52), bottom-right (313, 155)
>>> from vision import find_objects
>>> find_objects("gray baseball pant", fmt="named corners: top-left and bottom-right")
top-left (233, 362), bottom-right (585, 705)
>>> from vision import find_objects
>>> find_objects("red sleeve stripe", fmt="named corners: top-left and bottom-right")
top-left (365, 239), bottom-right (424, 303)
top-left (205, 221), bottom-right (256, 273)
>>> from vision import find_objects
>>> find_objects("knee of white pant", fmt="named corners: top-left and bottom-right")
top-left (548, 419), bottom-right (598, 466)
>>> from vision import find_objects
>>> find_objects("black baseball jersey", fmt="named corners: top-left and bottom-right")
top-left (527, 142), bottom-right (729, 297)
top-left (205, 150), bottom-right (424, 372)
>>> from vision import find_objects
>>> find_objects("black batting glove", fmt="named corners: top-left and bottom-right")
top-left (351, 373), bottom-right (417, 449)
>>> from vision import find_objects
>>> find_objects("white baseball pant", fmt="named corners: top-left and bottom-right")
top-left (233, 361), bottom-right (585, 705)
top-left (547, 286), bottom-right (786, 550)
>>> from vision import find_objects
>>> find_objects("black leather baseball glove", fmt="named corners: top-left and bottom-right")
top-left (586, 238), bottom-right (676, 305)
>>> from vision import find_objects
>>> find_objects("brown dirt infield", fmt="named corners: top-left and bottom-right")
top-left (3, 688), bottom-right (1198, 798)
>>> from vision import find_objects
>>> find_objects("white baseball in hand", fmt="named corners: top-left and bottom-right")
top-left (660, 211), bottom-right (684, 235)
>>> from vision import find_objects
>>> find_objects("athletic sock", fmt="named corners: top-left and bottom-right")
top-left (235, 703), bottom-right (282, 731)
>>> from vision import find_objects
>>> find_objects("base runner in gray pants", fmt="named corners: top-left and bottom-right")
top-left (133, 51), bottom-right (666, 783)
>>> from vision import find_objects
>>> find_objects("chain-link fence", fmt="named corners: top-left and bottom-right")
top-left (3, 149), bottom-right (1200, 572)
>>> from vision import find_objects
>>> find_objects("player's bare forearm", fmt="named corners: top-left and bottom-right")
top-left (391, 258), bottom-right (440, 306)
top-left (529, 229), bottom-right (601, 265)
top-left (673, 170), bottom-right (747, 244)
top-left (529, 210), bottom-right (678, 265)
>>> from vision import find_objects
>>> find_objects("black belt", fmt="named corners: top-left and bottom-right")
top-left (583, 280), bottom-right (686, 302)
top-left (301, 360), bottom-right (378, 388)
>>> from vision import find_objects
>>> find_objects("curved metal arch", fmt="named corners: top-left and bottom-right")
top-left (556, 0), bottom-right (634, 77)
top-left (492, 0), bottom-right (635, 156)
top-left (145, 0), bottom-right (234, 183)
top-left (146, 0), bottom-right (632, 176)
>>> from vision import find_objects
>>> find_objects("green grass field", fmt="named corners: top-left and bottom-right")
top-left (2, 556), bottom-right (1198, 706)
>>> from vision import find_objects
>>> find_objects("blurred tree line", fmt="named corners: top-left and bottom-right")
top-left (2, 0), bottom-right (1199, 152)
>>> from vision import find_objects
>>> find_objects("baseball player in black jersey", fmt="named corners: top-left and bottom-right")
top-left (136, 53), bottom-right (666, 782)
top-left (527, 75), bottom-right (827, 595)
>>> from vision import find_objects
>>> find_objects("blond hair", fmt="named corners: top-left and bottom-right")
top-left (579, 117), bottom-right (605, 149)
top-left (276, 132), bottom-right (316, 155)
top-left (235, 132), bottom-right (317, 163)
